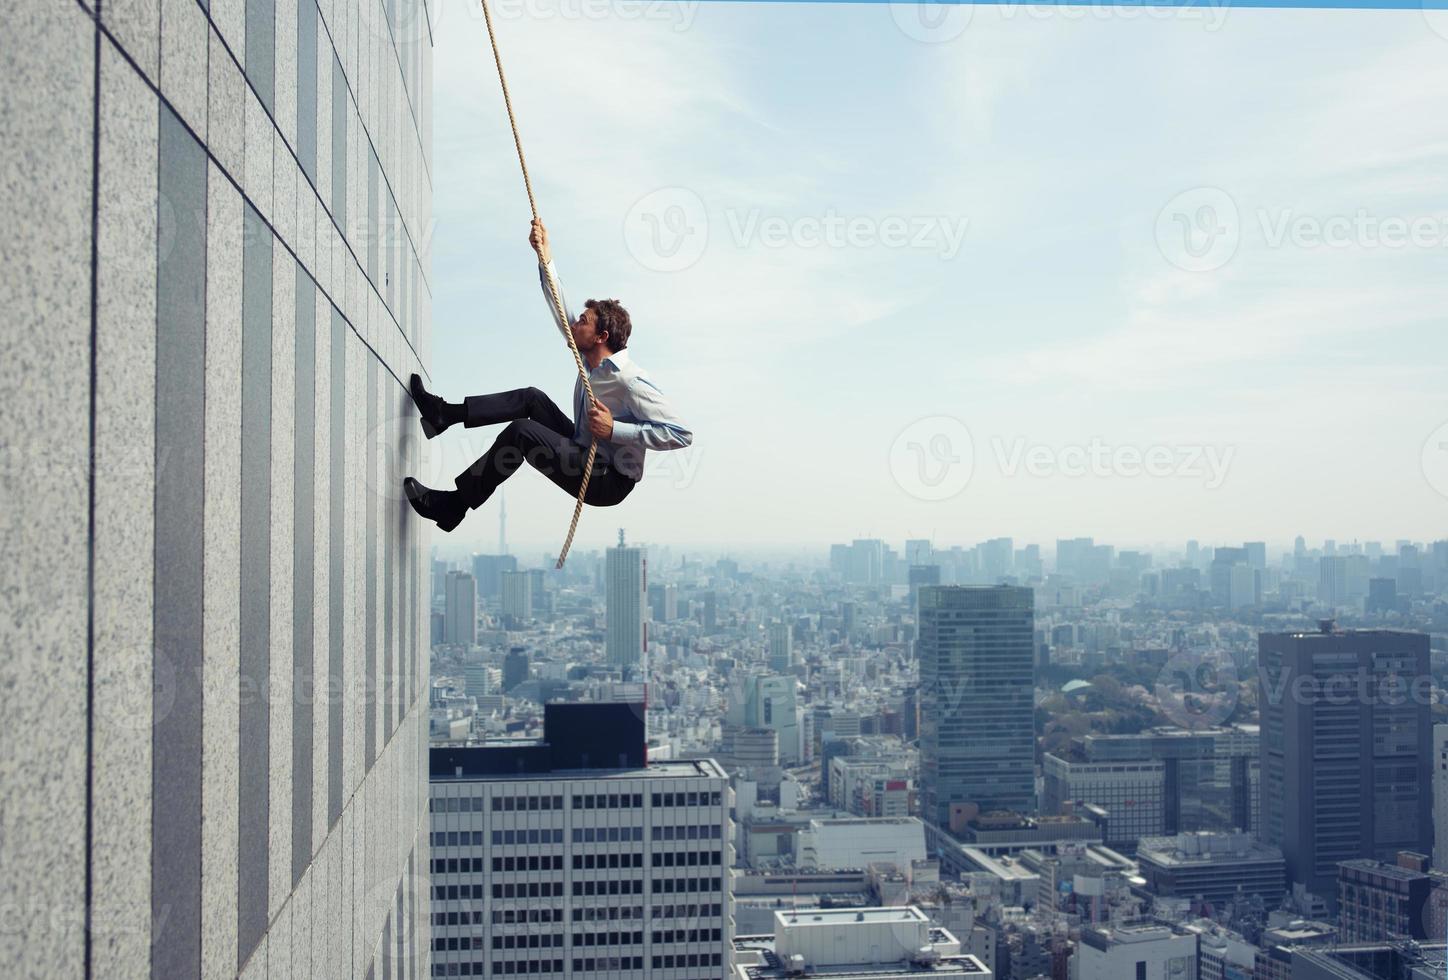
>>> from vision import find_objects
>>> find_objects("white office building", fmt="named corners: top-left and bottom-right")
top-left (428, 703), bottom-right (733, 979)
top-left (1073, 923), bottom-right (1198, 980)
top-left (732, 906), bottom-right (992, 978)
top-left (797, 817), bottom-right (927, 872)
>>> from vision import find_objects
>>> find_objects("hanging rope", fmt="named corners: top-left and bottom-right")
top-left (479, 0), bottom-right (596, 569)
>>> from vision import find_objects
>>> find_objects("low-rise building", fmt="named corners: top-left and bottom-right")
top-left (1136, 832), bottom-right (1286, 912)
top-left (732, 906), bottom-right (993, 979)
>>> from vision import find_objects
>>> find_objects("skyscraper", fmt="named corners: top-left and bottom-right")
top-left (767, 622), bottom-right (793, 673)
top-left (445, 571), bottom-right (478, 647)
top-left (1258, 625), bottom-right (1432, 908)
top-left (917, 585), bottom-right (1037, 825)
top-left (607, 530), bottom-right (647, 673)
top-left (500, 569), bottom-right (532, 623)
top-left (2, 5), bottom-right (434, 975)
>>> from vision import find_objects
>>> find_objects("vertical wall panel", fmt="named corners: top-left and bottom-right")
top-left (0, 6), bottom-right (92, 975)
top-left (366, 353), bottom-right (379, 770)
top-left (329, 307), bottom-right (346, 827)
top-left (202, 157), bottom-right (244, 980)
top-left (332, 53), bottom-right (347, 231)
top-left (92, 36), bottom-right (158, 980)
top-left (293, 266), bottom-right (317, 884)
top-left (154, 103), bottom-right (208, 980)
top-left (245, 0), bottom-right (276, 113)
top-left (238, 200), bottom-right (273, 968)
top-left (297, 0), bottom-right (318, 184)
top-left (313, 287), bottom-right (332, 853)
top-left (269, 240), bottom-right (297, 923)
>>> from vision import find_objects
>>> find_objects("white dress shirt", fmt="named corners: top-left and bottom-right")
top-left (538, 259), bottom-right (693, 481)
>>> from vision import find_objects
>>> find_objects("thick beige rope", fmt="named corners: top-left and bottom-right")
top-left (480, 0), bottom-right (596, 569)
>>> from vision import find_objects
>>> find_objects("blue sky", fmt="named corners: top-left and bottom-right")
top-left (424, 0), bottom-right (1448, 559)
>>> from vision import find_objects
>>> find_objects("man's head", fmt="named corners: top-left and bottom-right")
top-left (571, 298), bottom-right (631, 355)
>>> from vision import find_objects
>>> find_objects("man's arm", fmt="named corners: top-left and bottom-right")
top-left (609, 376), bottom-right (693, 451)
top-left (529, 219), bottom-right (573, 341)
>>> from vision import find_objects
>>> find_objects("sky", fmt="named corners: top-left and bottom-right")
top-left (422, 0), bottom-right (1448, 559)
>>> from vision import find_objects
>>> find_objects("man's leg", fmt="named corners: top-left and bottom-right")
top-left (461, 386), bottom-right (573, 437)
top-left (455, 420), bottom-right (636, 510)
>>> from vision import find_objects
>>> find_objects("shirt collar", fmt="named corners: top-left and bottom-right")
top-left (596, 347), bottom-right (631, 373)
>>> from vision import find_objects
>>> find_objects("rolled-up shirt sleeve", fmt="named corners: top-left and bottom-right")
top-left (611, 376), bottom-right (693, 451)
top-left (538, 259), bottom-right (573, 342)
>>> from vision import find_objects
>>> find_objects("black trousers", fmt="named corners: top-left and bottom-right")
top-left (453, 387), bottom-right (637, 509)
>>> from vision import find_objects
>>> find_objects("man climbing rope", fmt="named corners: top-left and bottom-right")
top-left (402, 219), bottom-right (693, 533)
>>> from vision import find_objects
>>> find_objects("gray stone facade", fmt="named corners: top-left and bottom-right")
top-left (1, 1), bottom-right (434, 977)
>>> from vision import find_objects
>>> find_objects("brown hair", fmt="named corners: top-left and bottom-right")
top-left (585, 298), bottom-right (631, 351)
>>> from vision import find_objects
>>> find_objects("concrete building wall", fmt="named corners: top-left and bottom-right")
top-left (2, 2), bottom-right (434, 977)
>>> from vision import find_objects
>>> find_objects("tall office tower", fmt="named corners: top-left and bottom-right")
top-left (499, 570), bottom-right (532, 623)
top-left (907, 564), bottom-right (941, 612)
top-left (528, 568), bottom-right (547, 614)
top-left (434, 558), bottom-right (449, 600)
top-left (428, 704), bottom-right (733, 979)
top-left (1434, 724), bottom-right (1448, 870)
top-left (847, 539), bottom-right (885, 585)
top-left (980, 537), bottom-right (1014, 582)
top-left (701, 591), bottom-right (719, 632)
top-left (445, 571), bottom-right (479, 647)
top-left (1259, 625), bottom-right (1432, 908)
top-left (1245, 541), bottom-right (1267, 570)
top-left (498, 488), bottom-right (507, 555)
top-left (649, 582), bottom-right (679, 623)
top-left (905, 538), bottom-right (933, 566)
top-left (607, 531), bottom-right (647, 673)
top-left (1, 5), bottom-right (435, 976)
top-left (503, 647), bottom-right (530, 693)
top-left (767, 622), bottom-right (794, 673)
top-left (1211, 546), bottom-right (1249, 605)
top-left (917, 586), bottom-right (1037, 825)
top-left (472, 553), bottom-right (519, 600)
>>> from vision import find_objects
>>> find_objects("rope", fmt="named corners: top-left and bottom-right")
top-left (480, 0), bottom-right (596, 570)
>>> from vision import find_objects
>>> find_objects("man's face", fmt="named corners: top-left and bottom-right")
top-left (570, 306), bottom-right (607, 352)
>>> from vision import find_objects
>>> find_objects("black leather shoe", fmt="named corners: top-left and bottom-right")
top-left (410, 373), bottom-right (452, 440)
top-left (404, 477), bottom-right (467, 532)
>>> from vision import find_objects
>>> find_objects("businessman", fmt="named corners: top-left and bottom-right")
top-left (403, 219), bottom-right (693, 532)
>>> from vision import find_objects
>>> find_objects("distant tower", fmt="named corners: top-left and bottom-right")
top-left (606, 530), bottom-right (646, 674)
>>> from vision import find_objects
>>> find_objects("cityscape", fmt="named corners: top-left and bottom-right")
top-left (7, 1), bottom-right (1448, 980)
top-left (427, 532), bottom-right (1448, 980)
